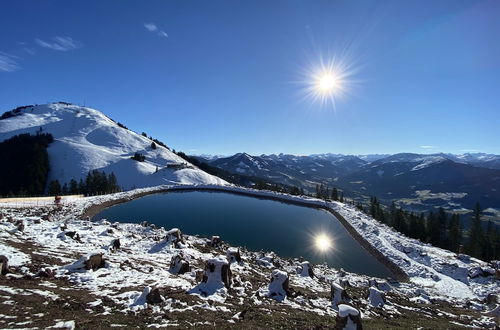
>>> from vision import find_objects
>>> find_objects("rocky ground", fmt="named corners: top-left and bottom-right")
top-left (0, 192), bottom-right (499, 329)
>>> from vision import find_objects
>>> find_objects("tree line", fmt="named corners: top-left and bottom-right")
top-left (364, 197), bottom-right (500, 262)
top-left (294, 180), bottom-right (499, 263)
top-left (47, 170), bottom-right (121, 196)
top-left (0, 133), bottom-right (54, 196)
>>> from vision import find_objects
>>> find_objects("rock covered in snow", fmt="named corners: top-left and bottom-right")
top-left (188, 257), bottom-right (232, 299)
top-left (64, 253), bottom-right (106, 272)
top-left (170, 253), bottom-right (190, 275)
top-left (331, 282), bottom-right (350, 309)
top-left (268, 270), bottom-right (290, 301)
top-left (210, 235), bottom-right (222, 248)
top-left (164, 228), bottom-right (184, 248)
top-left (226, 247), bottom-right (242, 263)
top-left (297, 261), bottom-right (314, 278)
top-left (336, 304), bottom-right (362, 330)
top-left (367, 286), bottom-right (386, 307)
top-left (202, 257), bottom-right (232, 289)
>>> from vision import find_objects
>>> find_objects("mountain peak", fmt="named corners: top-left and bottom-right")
top-left (0, 103), bottom-right (226, 190)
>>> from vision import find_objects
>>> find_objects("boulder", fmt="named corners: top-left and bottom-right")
top-left (165, 228), bottom-right (184, 248)
top-left (226, 247), bottom-right (242, 263)
top-left (140, 221), bottom-right (149, 227)
top-left (170, 254), bottom-right (190, 275)
top-left (297, 261), bottom-right (314, 278)
top-left (268, 270), bottom-right (290, 301)
top-left (331, 282), bottom-right (350, 308)
top-left (0, 255), bottom-right (9, 275)
top-left (335, 304), bottom-right (362, 330)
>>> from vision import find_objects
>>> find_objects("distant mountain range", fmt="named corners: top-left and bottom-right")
top-left (194, 152), bottom-right (500, 219)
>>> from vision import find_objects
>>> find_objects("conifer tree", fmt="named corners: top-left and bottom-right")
top-left (467, 202), bottom-right (484, 258)
top-left (48, 180), bottom-right (61, 195)
top-left (69, 179), bottom-right (79, 194)
top-left (331, 188), bottom-right (338, 201)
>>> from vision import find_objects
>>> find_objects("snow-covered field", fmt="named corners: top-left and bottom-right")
top-left (1, 185), bottom-right (498, 328)
top-left (0, 103), bottom-right (227, 189)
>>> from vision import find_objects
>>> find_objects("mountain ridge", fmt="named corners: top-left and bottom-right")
top-left (0, 103), bottom-right (227, 191)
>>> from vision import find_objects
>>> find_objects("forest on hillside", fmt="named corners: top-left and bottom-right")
top-left (0, 133), bottom-right (53, 196)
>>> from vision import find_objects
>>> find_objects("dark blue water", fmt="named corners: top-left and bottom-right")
top-left (93, 191), bottom-right (392, 278)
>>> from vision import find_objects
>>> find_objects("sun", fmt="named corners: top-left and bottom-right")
top-left (314, 233), bottom-right (332, 252)
top-left (317, 73), bottom-right (339, 92)
top-left (298, 52), bottom-right (359, 110)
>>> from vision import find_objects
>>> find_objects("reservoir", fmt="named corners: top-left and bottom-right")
top-left (93, 190), bottom-right (393, 278)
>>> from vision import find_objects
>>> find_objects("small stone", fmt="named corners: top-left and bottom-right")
top-left (0, 255), bottom-right (9, 275)
top-left (111, 238), bottom-right (121, 251)
top-left (85, 253), bottom-right (105, 271)
top-left (209, 235), bottom-right (221, 248)
top-left (170, 254), bottom-right (190, 275)
top-left (146, 288), bottom-right (163, 304)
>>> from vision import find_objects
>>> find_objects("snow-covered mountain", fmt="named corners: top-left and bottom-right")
top-left (197, 152), bottom-right (367, 189)
top-left (446, 153), bottom-right (500, 170)
top-left (0, 103), bottom-right (226, 190)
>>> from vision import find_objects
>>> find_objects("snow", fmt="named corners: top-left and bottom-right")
top-left (0, 244), bottom-right (30, 266)
top-left (51, 320), bottom-right (75, 329)
top-left (0, 103), bottom-right (227, 190)
top-left (411, 156), bottom-right (447, 171)
top-left (338, 304), bottom-right (359, 317)
top-left (0, 183), bottom-right (498, 327)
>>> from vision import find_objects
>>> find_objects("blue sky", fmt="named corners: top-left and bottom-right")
top-left (1, 0), bottom-right (499, 155)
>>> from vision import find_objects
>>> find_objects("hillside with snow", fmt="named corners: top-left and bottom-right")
top-left (0, 103), bottom-right (227, 190)
top-left (0, 186), bottom-right (498, 328)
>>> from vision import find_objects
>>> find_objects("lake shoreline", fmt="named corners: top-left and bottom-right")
top-left (82, 185), bottom-right (409, 282)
